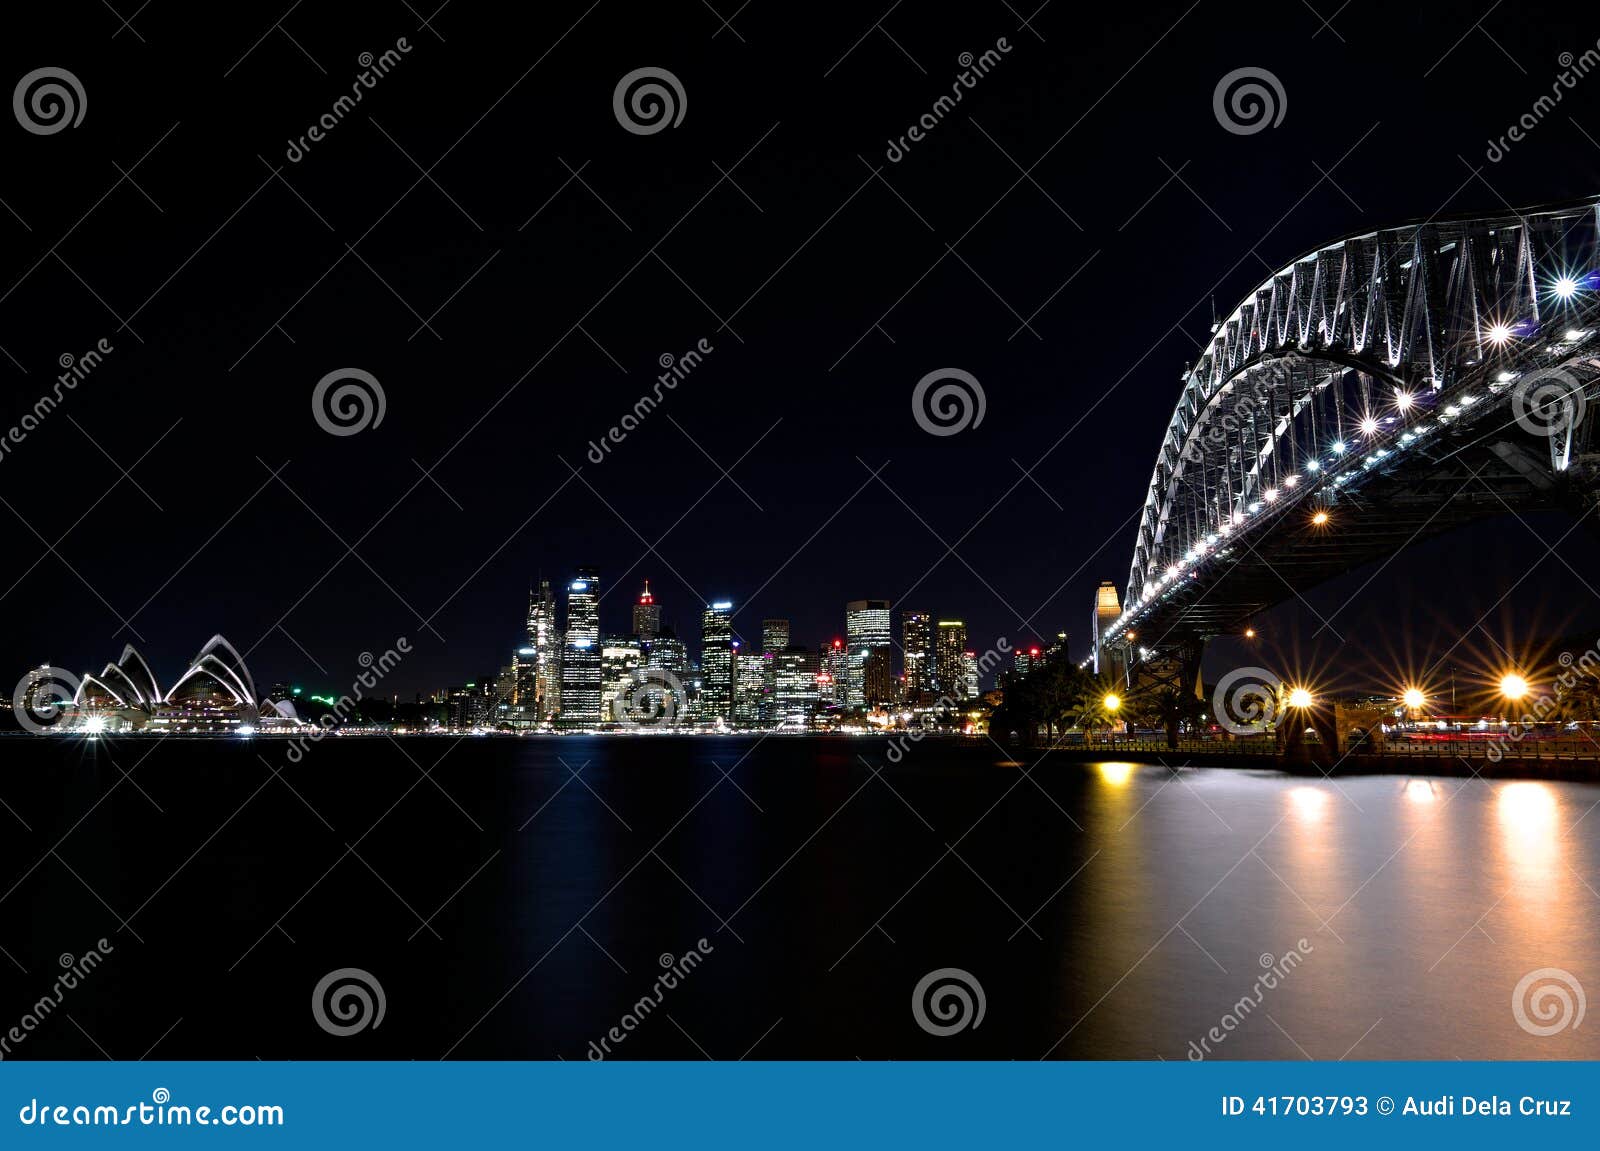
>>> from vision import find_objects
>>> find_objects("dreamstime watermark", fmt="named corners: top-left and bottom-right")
top-left (284, 640), bottom-right (410, 763)
top-left (884, 38), bottom-right (1013, 163)
top-left (18, 1090), bottom-right (283, 1128)
top-left (312, 368), bottom-right (386, 436)
top-left (11, 666), bottom-right (82, 733)
top-left (586, 939), bottom-right (714, 1058)
top-left (312, 967), bottom-right (386, 1036)
top-left (911, 967), bottom-right (985, 1036)
top-left (1212, 666), bottom-right (1281, 734)
top-left (586, 338), bottom-right (714, 463)
top-left (1186, 939), bottom-right (1313, 1059)
top-left (13, 67), bottom-right (85, 135)
top-left (613, 67), bottom-right (686, 135)
top-left (911, 368), bottom-right (986, 437)
top-left (1213, 67), bottom-right (1286, 135)
top-left (1510, 367), bottom-right (1587, 440)
top-left (1512, 967), bottom-right (1585, 1036)
top-left (285, 39), bottom-right (413, 162)
top-left (1486, 47), bottom-right (1600, 162)
top-left (611, 667), bottom-right (687, 727)
top-left (0, 940), bottom-right (114, 1060)
top-left (0, 339), bottom-right (114, 466)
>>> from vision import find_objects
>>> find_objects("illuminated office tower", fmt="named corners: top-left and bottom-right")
top-left (646, 626), bottom-right (689, 677)
top-left (527, 579), bottom-right (561, 721)
top-left (600, 637), bottom-right (642, 724)
top-left (819, 638), bottom-right (847, 708)
top-left (845, 599), bottom-right (892, 709)
top-left (936, 620), bottom-right (967, 698)
top-left (559, 568), bottom-right (602, 729)
top-left (901, 609), bottom-right (934, 701)
top-left (699, 600), bottom-right (735, 725)
top-left (761, 619), bottom-right (790, 653)
top-left (774, 646), bottom-right (821, 728)
top-left (1013, 645), bottom-right (1041, 677)
top-left (633, 581), bottom-right (661, 642)
top-left (960, 651), bottom-right (980, 701)
top-left (733, 644), bottom-right (768, 728)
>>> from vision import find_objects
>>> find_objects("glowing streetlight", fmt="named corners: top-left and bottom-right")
top-left (1103, 693), bottom-right (1122, 713)
top-left (1488, 323), bottom-right (1512, 345)
top-left (1402, 687), bottom-right (1426, 711)
top-left (1287, 686), bottom-right (1314, 709)
top-left (1244, 627), bottom-right (1256, 639)
top-left (1499, 673), bottom-right (1529, 702)
top-left (1311, 510), bottom-right (1329, 526)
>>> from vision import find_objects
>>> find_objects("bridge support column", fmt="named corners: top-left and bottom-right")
top-left (1126, 636), bottom-right (1206, 750)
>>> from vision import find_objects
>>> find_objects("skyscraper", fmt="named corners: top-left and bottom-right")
top-left (733, 645), bottom-right (768, 728)
top-left (699, 601), bottom-right (735, 725)
top-left (761, 619), bottom-right (790, 654)
top-left (845, 599), bottom-right (892, 709)
top-left (901, 609), bottom-right (934, 701)
top-left (601, 637), bottom-right (642, 724)
top-left (774, 645), bottom-right (821, 728)
top-left (936, 620), bottom-right (967, 699)
top-left (960, 651), bottom-right (980, 701)
top-left (527, 579), bottom-right (560, 721)
top-left (559, 568), bottom-right (601, 729)
top-left (819, 637), bottom-right (847, 709)
top-left (633, 580), bottom-right (661, 642)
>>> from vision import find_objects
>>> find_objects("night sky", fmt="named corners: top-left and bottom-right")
top-left (6, 0), bottom-right (1600, 699)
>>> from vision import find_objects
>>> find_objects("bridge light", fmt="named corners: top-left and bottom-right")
top-left (1264, 488), bottom-right (1279, 501)
top-left (1499, 673), bottom-right (1529, 701)
top-left (1305, 460), bottom-right (1320, 472)
top-left (1244, 627), bottom-right (1256, 639)
top-left (1488, 323), bottom-right (1512, 344)
top-left (1360, 416), bottom-right (1379, 436)
top-left (1555, 276), bottom-right (1579, 299)
top-left (1394, 391), bottom-right (1414, 411)
top-left (1565, 328), bottom-right (1587, 341)
top-left (1402, 687), bottom-right (1426, 710)
top-left (1331, 440), bottom-right (1347, 454)
top-left (1284, 474), bottom-right (1299, 487)
top-left (1311, 510), bottom-right (1329, 526)
top-left (1496, 370), bottom-right (1517, 383)
top-left (1287, 687), bottom-right (1314, 709)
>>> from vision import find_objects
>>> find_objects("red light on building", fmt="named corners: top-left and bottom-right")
top-left (1030, 647), bottom-right (1040, 656)
top-left (638, 579), bottom-right (654, 605)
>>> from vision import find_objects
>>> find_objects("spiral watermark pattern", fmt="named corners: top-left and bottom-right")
top-left (911, 368), bottom-right (986, 437)
top-left (1212, 666), bottom-right (1281, 734)
top-left (1512, 967), bottom-right (1586, 1037)
top-left (1213, 67), bottom-right (1286, 135)
top-left (613, 668), bottom-right (687, 727)
top-left (911, 967), bottom-right (986, 1036)
top-left (613, 67), bottom-right (686, 135)
top-left (311, 967), bottom-right (386, 1036)
top-left (13, 67), bottom-right (86, 135)
top-left (1511, 367), bottom-right (1587, 439)
top-left (151, 1088), bottom-right (171, 1105)
top-left (12, 666), bottom-right (81, 733)
top-left (312, 368), bottom-right (386, 437)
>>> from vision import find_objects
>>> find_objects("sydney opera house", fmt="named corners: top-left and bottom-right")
top-left (66, 634), bottom-right (303, 734)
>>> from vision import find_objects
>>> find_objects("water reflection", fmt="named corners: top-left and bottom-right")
top-left (1097, 762), bottom-right (1136, 787)
top-left (1404, 779), bottom-right (1439, 804)
top-left (1288, 785), bottom-right (1328, 823)
top-left (1497, 781), bottom-right (1559, 883)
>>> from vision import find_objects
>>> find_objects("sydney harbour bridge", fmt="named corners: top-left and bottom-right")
top-left (1091, 196), bottom-right (1600, 705)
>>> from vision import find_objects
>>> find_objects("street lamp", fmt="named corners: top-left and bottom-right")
top-left (1402, 687), bottom-right (1426, 711)
top-left (1499, 673), bottom-right (1529, 702)
top-left (1287, 686), bottom-right (1314, 709)
top-left (1103, 693), bottom-right (1121, 713)
top-left (1311, 510), bottom-right (1329, 526)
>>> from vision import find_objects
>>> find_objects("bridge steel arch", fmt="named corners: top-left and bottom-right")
top-left (1098, 196), bottom-right (1600, 678)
